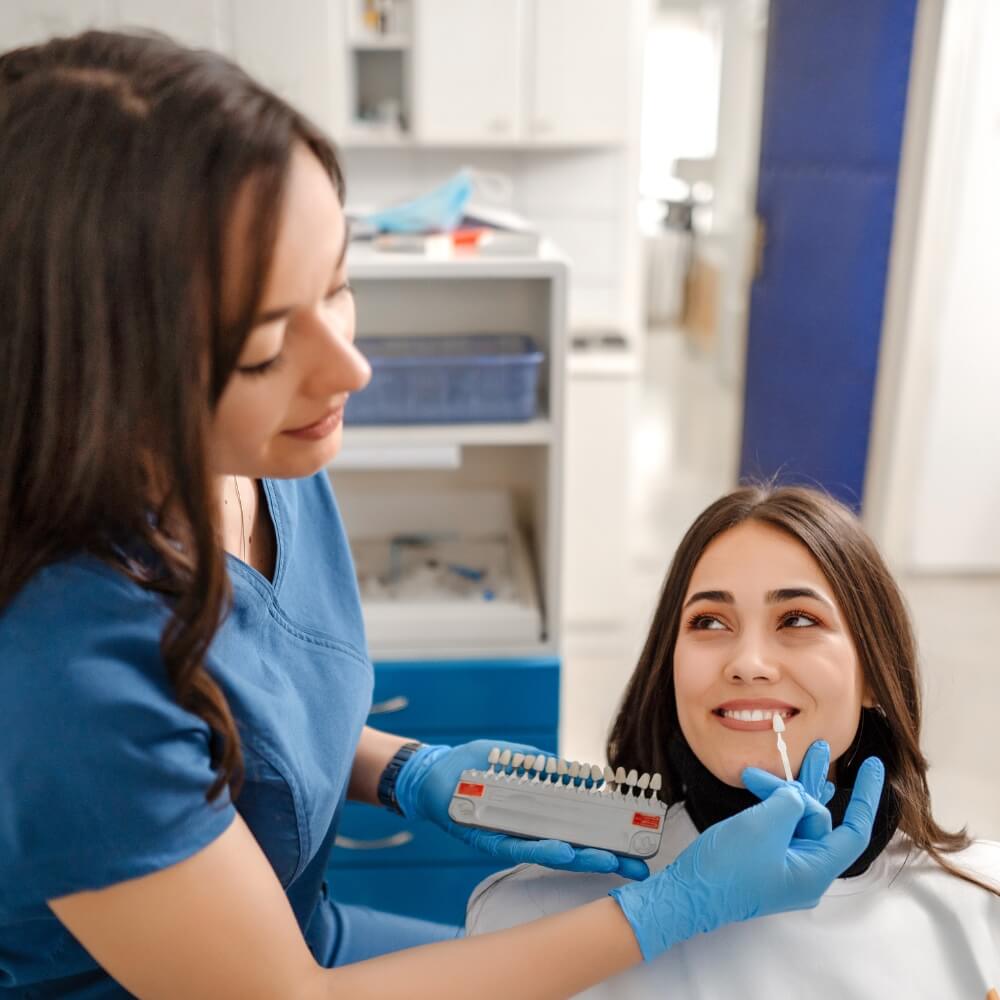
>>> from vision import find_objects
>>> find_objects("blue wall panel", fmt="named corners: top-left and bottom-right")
top-left (739, 0), bottom-right (918, 507)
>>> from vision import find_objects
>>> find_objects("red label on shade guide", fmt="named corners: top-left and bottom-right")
top-left (632, 812), bottom-right (661, 830)
top-left (458, 782), bottom-right (485, 798)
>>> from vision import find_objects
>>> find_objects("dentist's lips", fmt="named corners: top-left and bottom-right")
top-left (282, 405), bottom-right (344, 440)
top-left (712, 701), bottom-right (800, 732)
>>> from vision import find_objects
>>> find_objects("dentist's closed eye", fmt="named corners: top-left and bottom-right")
top-left (325, 281), bottom-right (353, 302)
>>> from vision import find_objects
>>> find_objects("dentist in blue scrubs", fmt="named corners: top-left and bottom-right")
top-left (0, 30), bottom-right (885, 1000)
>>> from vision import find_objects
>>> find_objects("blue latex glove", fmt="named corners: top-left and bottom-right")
top-left (610, 756), bottom-right (884, 961)
top-left (393, 739), bottom-right (650, 881)
top-left (743, 739), bottom-right (837, 841)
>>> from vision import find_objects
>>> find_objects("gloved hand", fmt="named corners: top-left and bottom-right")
top-left (742, 738), bottom-right (836, 841)
top-left (610, 756), bottom-right (884, 961)
top-left (393, 739), bottom-right (650, 881)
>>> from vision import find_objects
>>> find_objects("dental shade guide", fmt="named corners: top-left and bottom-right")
top-left (448, 745), bottom-right (668, 859)
top-left (772, 713), bottom-right (794, 781)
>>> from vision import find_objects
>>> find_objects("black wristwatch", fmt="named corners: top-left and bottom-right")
top-left (377, 741), bottom-right (423, 815)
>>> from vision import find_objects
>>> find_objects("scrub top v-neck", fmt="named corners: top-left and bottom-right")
top-left (0, 472), bottom-right (376, 996)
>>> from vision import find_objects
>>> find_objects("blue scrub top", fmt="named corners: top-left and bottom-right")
top-left (0, 472), bottom-right (400, 996)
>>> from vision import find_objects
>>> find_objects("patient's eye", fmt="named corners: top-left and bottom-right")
top-left (687, 614), bottom-right (727, 631)
top-left (780, 611), bottom-right (819, 629)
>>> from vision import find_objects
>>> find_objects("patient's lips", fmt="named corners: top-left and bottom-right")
top-left (712, 699), bottom-right (800, 732)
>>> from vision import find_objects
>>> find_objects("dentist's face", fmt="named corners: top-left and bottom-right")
top-left (672, 521), bottom-right (872, 787)
top-left (209, 143), bottom-right (371, 479)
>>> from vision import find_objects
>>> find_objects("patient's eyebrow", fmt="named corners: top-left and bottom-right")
top-left (766, 587), bottom-right (834, 610)
top-left (683, 590), bottom-right (733, 610)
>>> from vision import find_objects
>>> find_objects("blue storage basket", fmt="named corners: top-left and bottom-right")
top-left (347, 333), bottom-right (544, 425)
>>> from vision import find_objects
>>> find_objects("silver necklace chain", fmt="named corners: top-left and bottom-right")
top-left (233, 475), bottom-right (248, 562)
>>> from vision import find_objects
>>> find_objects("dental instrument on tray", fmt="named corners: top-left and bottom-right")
top-left (448, 747), bottom-right (667, 859)
top-left (772, 713), bottom-right (793, 782)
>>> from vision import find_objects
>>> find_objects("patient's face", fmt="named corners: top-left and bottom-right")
top-left (673, 521), bottom-right (871, 787)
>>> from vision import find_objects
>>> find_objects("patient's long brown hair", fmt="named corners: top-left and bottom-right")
top-left (0, 31), bottom-right (344, 802)
top-left (608, 485), bottom-right (999, 896)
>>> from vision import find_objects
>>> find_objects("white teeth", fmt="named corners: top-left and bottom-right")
top-left (650, 773), bottom-right (663, 794)
top-left (721, 708), bottom-right (793, 723)
top-left (511, 752), bottom-right (525, 769)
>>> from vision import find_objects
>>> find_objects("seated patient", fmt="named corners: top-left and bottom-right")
top-left (467, 486), bottom-right (1000, 998)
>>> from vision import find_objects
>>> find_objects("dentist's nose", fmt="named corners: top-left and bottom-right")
top-left (303, 311), bottom-right (371, 397)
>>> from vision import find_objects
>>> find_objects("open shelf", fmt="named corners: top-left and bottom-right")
top-left (342, 419), bottom-right (553, 448)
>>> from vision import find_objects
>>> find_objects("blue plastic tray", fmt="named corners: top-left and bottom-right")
top-left (346, 333), bottom-right (544, 425)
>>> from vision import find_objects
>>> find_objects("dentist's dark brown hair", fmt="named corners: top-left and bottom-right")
top-left (608, 484), bottom-right (998, 896)
top-left (0, 30), bottom-right (344, 802)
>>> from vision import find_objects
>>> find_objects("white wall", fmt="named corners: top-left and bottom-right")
top-left (867, 0), bottom-right (1000, 572)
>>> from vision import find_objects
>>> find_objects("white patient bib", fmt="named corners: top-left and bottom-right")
top-left (466, 804), bottom-right (1000, 999)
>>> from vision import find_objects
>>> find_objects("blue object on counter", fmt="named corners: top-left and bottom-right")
top-left (347, 334), bottom-right (544, 425)
top-left (364, 168), bottom-right (474, 234)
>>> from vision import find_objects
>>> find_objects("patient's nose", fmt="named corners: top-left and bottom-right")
top-left (724, 637), bottom-right (780, 684)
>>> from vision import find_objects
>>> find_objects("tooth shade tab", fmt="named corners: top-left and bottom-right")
top-left (449, 747), bottom-right (668, 858)
top-left (772, 713), bottom-right (786, 733)
top-left (650, 773), bottom-right (663, 792)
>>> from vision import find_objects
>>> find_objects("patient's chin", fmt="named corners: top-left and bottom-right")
top-left (720, 756), bottom-right (786, 790)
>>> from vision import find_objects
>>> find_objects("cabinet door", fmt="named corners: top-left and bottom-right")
top-left (229, 0), bottom-right (344, 137)
top-left (412, 0), bottom-right (523, 143)
top-left (529, 0), bottom-right (630, 144)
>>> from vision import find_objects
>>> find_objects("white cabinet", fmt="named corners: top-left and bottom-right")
top-left (528, 0), bottom-right (630, 145)
top-left (230, 0), bottom-right (347, 137)
top-left (412, 0), bottom-right (523, 144)
top-left (410, 0), bottom-right (630, 146)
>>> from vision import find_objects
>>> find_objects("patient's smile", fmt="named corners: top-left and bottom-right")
top-left (713, 701), bottom-right (800, 731)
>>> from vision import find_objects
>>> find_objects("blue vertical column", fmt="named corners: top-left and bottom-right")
top-left (739, 0), bottom-right (918, 508)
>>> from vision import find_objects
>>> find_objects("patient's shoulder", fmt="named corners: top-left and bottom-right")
top-left (953, 838), bottom-right (1000, 886)
top-left (896, 836), bottom-right (1000, 893)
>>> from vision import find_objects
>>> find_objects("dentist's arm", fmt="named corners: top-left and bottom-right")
top-left (49, 758), bottom-right (884, 1000)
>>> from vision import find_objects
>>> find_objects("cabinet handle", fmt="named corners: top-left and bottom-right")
top-left (335, 831), bottom-right (415, 851)
top-left (369, 695), bottom-right (410, 715)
